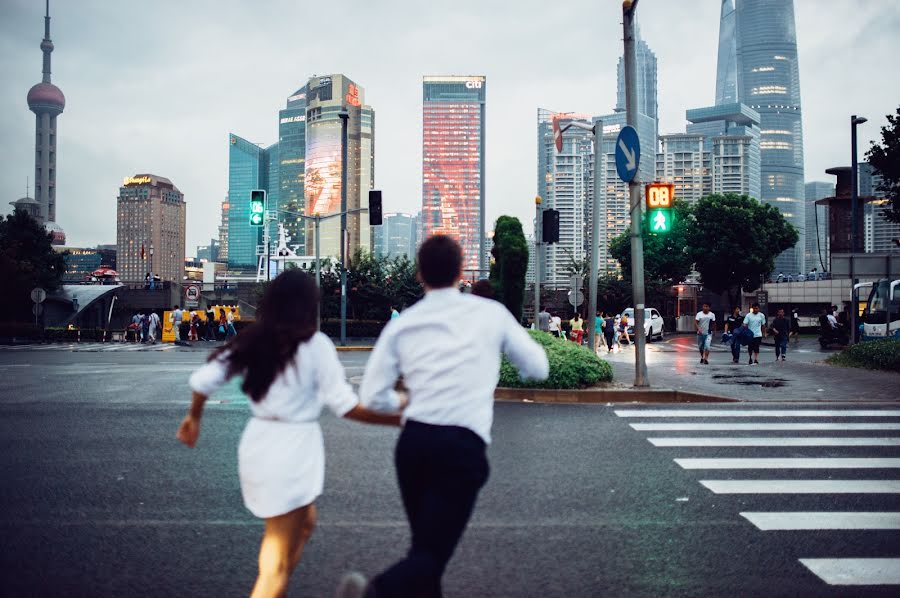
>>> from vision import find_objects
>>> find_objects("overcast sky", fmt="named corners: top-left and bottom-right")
top-left (1, 0), bottom-right (898, 253)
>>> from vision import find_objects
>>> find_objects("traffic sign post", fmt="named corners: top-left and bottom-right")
top-left (31, 287), bottom-right (46, 327)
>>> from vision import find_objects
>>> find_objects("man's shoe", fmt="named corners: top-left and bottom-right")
top-left (335, 572), bottom-right (369, 598)
top-left (782, 356), bottom-right (786, 362)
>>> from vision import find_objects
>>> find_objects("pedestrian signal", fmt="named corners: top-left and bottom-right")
top-left (647, 208), bottom-right (673, 234)
top-left (542, 209), bottom-right (560, 244)
top-left (645, 183), bottom-right (674, 209)
top-left (369, 190), bottom-right (383, 226)
top-left (249, 190), bottom-right (265, 227)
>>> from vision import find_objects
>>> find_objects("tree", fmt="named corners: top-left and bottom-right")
top-left (609, 199), bottom-right (694, 288)
top-left (866, 105), bottom-right (900, 223)
top-left (489, 216), bottom-right (529, 321)
top-left (686, 193), bottom-right (798, 306)
top-left (0, 209), bottom-right (66, 322)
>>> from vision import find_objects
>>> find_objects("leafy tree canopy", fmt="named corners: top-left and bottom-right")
top-left (489, 216), bottom-right (529, 321)
top-left (686, 193), bottom-right (798, 297)
top-left (866, 105), bottom-right (900, 224)
top-left (0, 209), bottom-right (66, 323)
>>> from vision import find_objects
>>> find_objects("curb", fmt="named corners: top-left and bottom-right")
top-left (494, 387), bottom-right (736, 404)
top-left (336, 346), bottom-right (374, 352)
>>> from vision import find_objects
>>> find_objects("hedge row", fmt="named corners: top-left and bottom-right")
top-left (500, 329), bottom-right (613, 389)
top-left (826, 338), bottom-right (900, 374)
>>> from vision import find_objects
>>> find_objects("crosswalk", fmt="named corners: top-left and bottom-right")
top-left (0, 342), bottom-right (176, 352)
top-left (616, 405), bottom-right (900, 587)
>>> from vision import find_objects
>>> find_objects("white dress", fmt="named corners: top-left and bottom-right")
top-left (189, 332), bottom-right (358, 518)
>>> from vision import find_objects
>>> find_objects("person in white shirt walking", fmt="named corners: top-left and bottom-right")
top-left (743, 303), bottom-right (767, 365)
top-left (337, 235), bottom-right (549, 598)
top-left (178, 270), bottom-right (401, 598)
top-left (148, 311), bottom-right (161, 343)
top-left (695, 303), bottom-right (716, 365)
top-left (170, 305), bottom-right (183, 342)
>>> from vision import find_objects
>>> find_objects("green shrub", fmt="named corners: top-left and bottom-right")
top-left (320, 319), bottom-right (387, 338)
top-left (826, 338), bottom-right (900, 373)
top-left (499, 329), bottom-right (613, 389)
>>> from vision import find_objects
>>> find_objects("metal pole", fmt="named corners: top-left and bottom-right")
top-left (339, 109), bottom-right (349, 346)
top-left (315, 214), bottom-right (321, 330)
top-left (850, 115), bottom-right (859, 345)
top-left (587, 123), bottom-right (603, 352)
top-left (624, 0), bottom-right (649, 387)
top-left (534, 196), bottom-right (542, 327)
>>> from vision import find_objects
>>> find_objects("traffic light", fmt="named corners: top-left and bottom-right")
top-left (369, 190), bottom-right (383, 226)
top-left (249, 190), bottom-right (265, 227)
top-left (645, 183), bottom-right (674, 234)
top-left (542, 209), bottom-right (560, 244)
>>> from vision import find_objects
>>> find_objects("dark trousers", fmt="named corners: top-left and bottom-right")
top-left (604, 331), bottom-right (615, 350)
top-left (372, 420), bottom-right (489, 598)
top-left (731, 338), bottom-right (741, 361)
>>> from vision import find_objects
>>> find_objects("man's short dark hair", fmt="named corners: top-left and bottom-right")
top-left (751, 302), bottom-right (760, 309)
top-left (417, 235), bottom-right (463, 288)
top-left (702, 302), bottom-right (711, 307)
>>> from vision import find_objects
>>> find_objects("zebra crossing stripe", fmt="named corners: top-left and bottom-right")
top-left (799, 558), bottom-right (900, 585)
top-left (741, 512), bottom-right (900, 531)
top-left (675, 458), bottom-right (900, 469)
top-left (649, 437), bottom-right (900, 447)
top-left (632, 423), bottom-right (900, 431)
top-left (700, 480), bottom-right (900, 494)
top-left (616, 409), bottom-right (900, 418)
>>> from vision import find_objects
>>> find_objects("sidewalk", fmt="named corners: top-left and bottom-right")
top-left (602, 334), bottom-right (899, 403)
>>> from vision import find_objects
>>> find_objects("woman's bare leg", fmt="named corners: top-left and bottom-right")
top-left (250, 503), bottom-right (317, 598)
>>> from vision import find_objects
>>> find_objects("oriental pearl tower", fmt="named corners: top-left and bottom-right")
top-left (26, 0), bottom-right (66, 244)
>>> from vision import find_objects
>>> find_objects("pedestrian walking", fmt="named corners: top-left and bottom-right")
top-left (743, 303), bottom-right (766, 365)
top-left (725, 307), bottom-right (744, 364)
top-left (337, 235), bottom-right (549, 598)
top-left (789, 308), bottom-right (801, 343)
top-left (603, 312), bottom-right (617, 352)
top-left (205, 306), bottom-right (217, 341)
top-left (594, 311), bottom-right (603, 353)
top-left (771, 308), bottom-right (790, 362)
top-left (569, 313), bottom-right (584, 345)
top-left (170, 305), bottom-right (183, 342)
top-left (537, 308), bottom-right (550, 333)
top-left (227, 308), bottom-right (238, 337)
top-left (390, 305), bottom-right (401, 320)
top-left (695, 303), bottom-right (716, 364)
top-left (548, 313), bottom-right (562, 338)
top-left (218, 309), bottom-right (228, 340)
top-left (139, 312), bottom-right (150, 343)
top-left (148, 311), bottom-right (161, 344)
top-left (189, 311), bottom-right (200, 342)
top-left (619, 312), bottom-right (631, 345)
top-left (178, 270), bottom-right (401, 598)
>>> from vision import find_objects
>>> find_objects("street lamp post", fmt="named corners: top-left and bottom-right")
top-left (338, 108), bottom-right (349, 347)
top-left (850, 114), bottom-right (868, 345)
top-left (534, 196), bottom-right (542, 328)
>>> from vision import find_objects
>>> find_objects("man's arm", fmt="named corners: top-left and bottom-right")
top-left (502, 312), bottom-right (549, 381)
top-left (359, 323), bottom-right (402, 412)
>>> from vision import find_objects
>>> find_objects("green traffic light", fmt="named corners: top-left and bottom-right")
top-left (647, 208), bottom-right (673, 233)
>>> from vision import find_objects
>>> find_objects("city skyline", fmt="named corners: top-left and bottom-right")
top-left (1, 0), bottom-right (898, 254)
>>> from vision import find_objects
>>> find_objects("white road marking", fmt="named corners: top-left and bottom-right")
top-left (700, 480), bottom-right (900, 494)
top-left (632, 423), bottom-right (900, 431)
top-left (741, 512), bottom-right (900, 530)
top-left (650, 437), bottom-right (900, 447)
top-left (799, 558), bottom-right (900, 585)
top-left (616, 409), bottom-right (900, 418)
top-left (675, 458), bottom-right (900, 469)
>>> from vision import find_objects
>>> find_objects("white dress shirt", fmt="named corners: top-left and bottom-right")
top-left (359, 288), bottom-right (549, 444)
top-left (189, 332), bottom-right (359, 422)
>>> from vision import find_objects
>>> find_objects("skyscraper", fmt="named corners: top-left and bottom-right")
top-left (860, 163), bottom-right (900, 254)
top-left (303, 74), bottom-right (375, 260)
top-left (422, 76), bottom-right (486, 274)
top-left (373, 213), bottom-right (418, 259)
top-left (616, 27), bottom-right (658, 142)
top-left (116, 174), bottom-right (185, 283)
top-left (278, 86), bottom-right (308, 247)
top-left (218, 196), bottom-right (229, 264)
top-left (26, 0), bottom-right (65, 241)
top-left (227, 134), bottom-right (278, 269)
top-left (718, 0), bottom-right (806, 273)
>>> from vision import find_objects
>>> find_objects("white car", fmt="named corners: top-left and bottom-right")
top-left (620, 308), bottom-right (665, 341)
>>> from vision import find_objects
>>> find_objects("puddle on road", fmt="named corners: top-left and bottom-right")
top-left (710, 373), bottom-right (788, 388)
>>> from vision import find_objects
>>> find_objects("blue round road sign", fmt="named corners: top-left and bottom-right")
top-left (615, 125), bottom-right (641, 183)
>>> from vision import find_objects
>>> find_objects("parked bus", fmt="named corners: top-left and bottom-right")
top-left (861, 279), bottom-right (900, 341)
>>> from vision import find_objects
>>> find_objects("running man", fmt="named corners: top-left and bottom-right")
top-left (339, 235), bottom-right (549, 597)
top-left (744, 303), bottom-right (767, 365)
top-left (695, 303), bottom-right (716, 365)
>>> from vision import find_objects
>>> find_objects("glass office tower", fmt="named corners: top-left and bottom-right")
top-left (724, 0), bottom-right (806, 273)
top-left (422, 76), bottom-right (486, 274)
top-left (278, 86), bottom-right (308, 248)
top-left (227, 134), bottom-right (278, 269)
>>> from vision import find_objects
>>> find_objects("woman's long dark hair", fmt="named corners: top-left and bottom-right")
top-left (211, 269), bottom-right (319, 402)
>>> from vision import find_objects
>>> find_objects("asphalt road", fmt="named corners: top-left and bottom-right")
top-left (1, 348), bottom-right (899, 596)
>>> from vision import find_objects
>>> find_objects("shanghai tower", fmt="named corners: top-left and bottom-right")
top-left (717, 0), bottom-right (805, 274)
top-left (26, 0), bottom-right (65, 234)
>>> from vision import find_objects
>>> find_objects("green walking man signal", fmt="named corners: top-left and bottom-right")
top-left (249, 190), bottom-right (265, 227)
top-left (645, 183), bottom-right (674, 234)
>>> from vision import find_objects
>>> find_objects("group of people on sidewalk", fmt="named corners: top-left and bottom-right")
top-left (697, 303), bottom-right (799, 365)
top-left (536, 308), bottom-right (633, 353)
top-left (178, 236), bottom-right (550, 598)
top-left (169, 305), bottom-right (238, 343)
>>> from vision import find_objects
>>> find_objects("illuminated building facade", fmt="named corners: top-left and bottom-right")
top-left (422, 76), bottom-right (486, 273)
top-left (227, 135), bottom-right (277, 268)
top-left (116, 174), bottom-right (185, 282)
top-left (26, 2), bottom-right (66, 243)
top-left (278, 86), bottom-right (308, 247)
top-left (304, 74), bottom-right (375, 260)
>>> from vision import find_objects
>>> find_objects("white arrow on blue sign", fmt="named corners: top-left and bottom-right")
top-left (615, 125), bottom-right (641, 183)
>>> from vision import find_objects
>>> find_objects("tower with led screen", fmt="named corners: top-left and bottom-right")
top-left (422, 76), bottom-right (486, 274)
top-left (303, 74), bottom-right (375, 259)
top-left (27, 1), bottom-right (66, 244)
